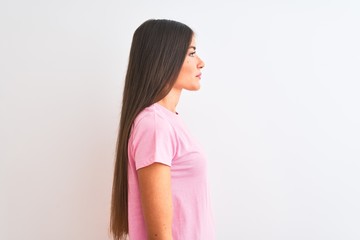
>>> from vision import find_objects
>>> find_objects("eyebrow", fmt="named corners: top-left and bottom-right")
top-left (189, 46), bottom-right (196, 50)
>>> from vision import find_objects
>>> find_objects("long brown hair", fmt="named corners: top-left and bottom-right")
top-left (110, 19), bottom-right (194, 240)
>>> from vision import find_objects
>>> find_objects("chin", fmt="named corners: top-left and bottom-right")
top-left (186, 85), bottom-right (201, 91)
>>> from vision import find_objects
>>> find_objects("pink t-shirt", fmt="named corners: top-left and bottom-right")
top-left (127, 103), bottom-right (215, 240)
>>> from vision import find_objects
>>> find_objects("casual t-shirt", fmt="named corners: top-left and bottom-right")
top-left (127, 103), bottom-right (215, 240)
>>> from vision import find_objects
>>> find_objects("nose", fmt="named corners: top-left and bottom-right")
top-left (197, 56), bottom-right (205, 69)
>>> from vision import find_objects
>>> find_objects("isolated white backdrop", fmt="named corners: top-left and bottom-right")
top-left (1, 0), bottom-right (360, 239)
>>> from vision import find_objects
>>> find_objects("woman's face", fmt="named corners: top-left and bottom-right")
top-left (173, 37), bottom-right (205, 91)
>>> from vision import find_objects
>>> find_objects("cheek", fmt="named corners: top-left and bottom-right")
top-left (174, 61), bottom-right (198, 88)
top-left (182, 63), bottom-right (194, 78)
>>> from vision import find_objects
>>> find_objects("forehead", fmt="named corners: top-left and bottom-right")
top-left (189, 37), bottom-right (196, 49)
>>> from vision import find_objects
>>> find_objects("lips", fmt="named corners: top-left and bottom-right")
top-left (196, 73), bottom-right (202, 78)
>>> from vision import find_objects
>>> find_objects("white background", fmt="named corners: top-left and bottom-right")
top-left (1, 0), bottom-right (360, 239)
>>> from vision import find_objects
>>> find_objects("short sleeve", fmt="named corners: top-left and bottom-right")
top-left (129, 112), bottom-right (176, 170)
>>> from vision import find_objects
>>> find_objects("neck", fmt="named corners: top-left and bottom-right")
top-left (157, 88), bottom-right (182, 113)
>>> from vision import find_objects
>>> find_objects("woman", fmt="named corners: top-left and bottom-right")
top-left (110, 19), bottom-right (214, 240)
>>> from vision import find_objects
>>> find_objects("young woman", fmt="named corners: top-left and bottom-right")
top-left (110, 19), bottom-right (214, 240)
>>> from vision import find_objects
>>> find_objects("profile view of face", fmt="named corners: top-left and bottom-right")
top-left (173, 37), bottom-right (205, 91)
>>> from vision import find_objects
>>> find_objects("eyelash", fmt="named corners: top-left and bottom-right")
top-left (189, 51), bottom-right (196, 57)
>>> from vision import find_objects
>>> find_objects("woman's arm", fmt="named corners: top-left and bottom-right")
top-left (137, 163), bottom-right (173, 240)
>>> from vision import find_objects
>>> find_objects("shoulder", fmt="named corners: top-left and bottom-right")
top-left (133, 104), bottom-right (176, 135)
top-left (129, 104), bottom-right (179, 164)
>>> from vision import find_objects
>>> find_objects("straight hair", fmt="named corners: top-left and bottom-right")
top-left (110, 19), bottom-right (194, 240)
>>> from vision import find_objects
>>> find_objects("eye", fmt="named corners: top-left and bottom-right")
top-left (189, 51), bottom-right (196, 57)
